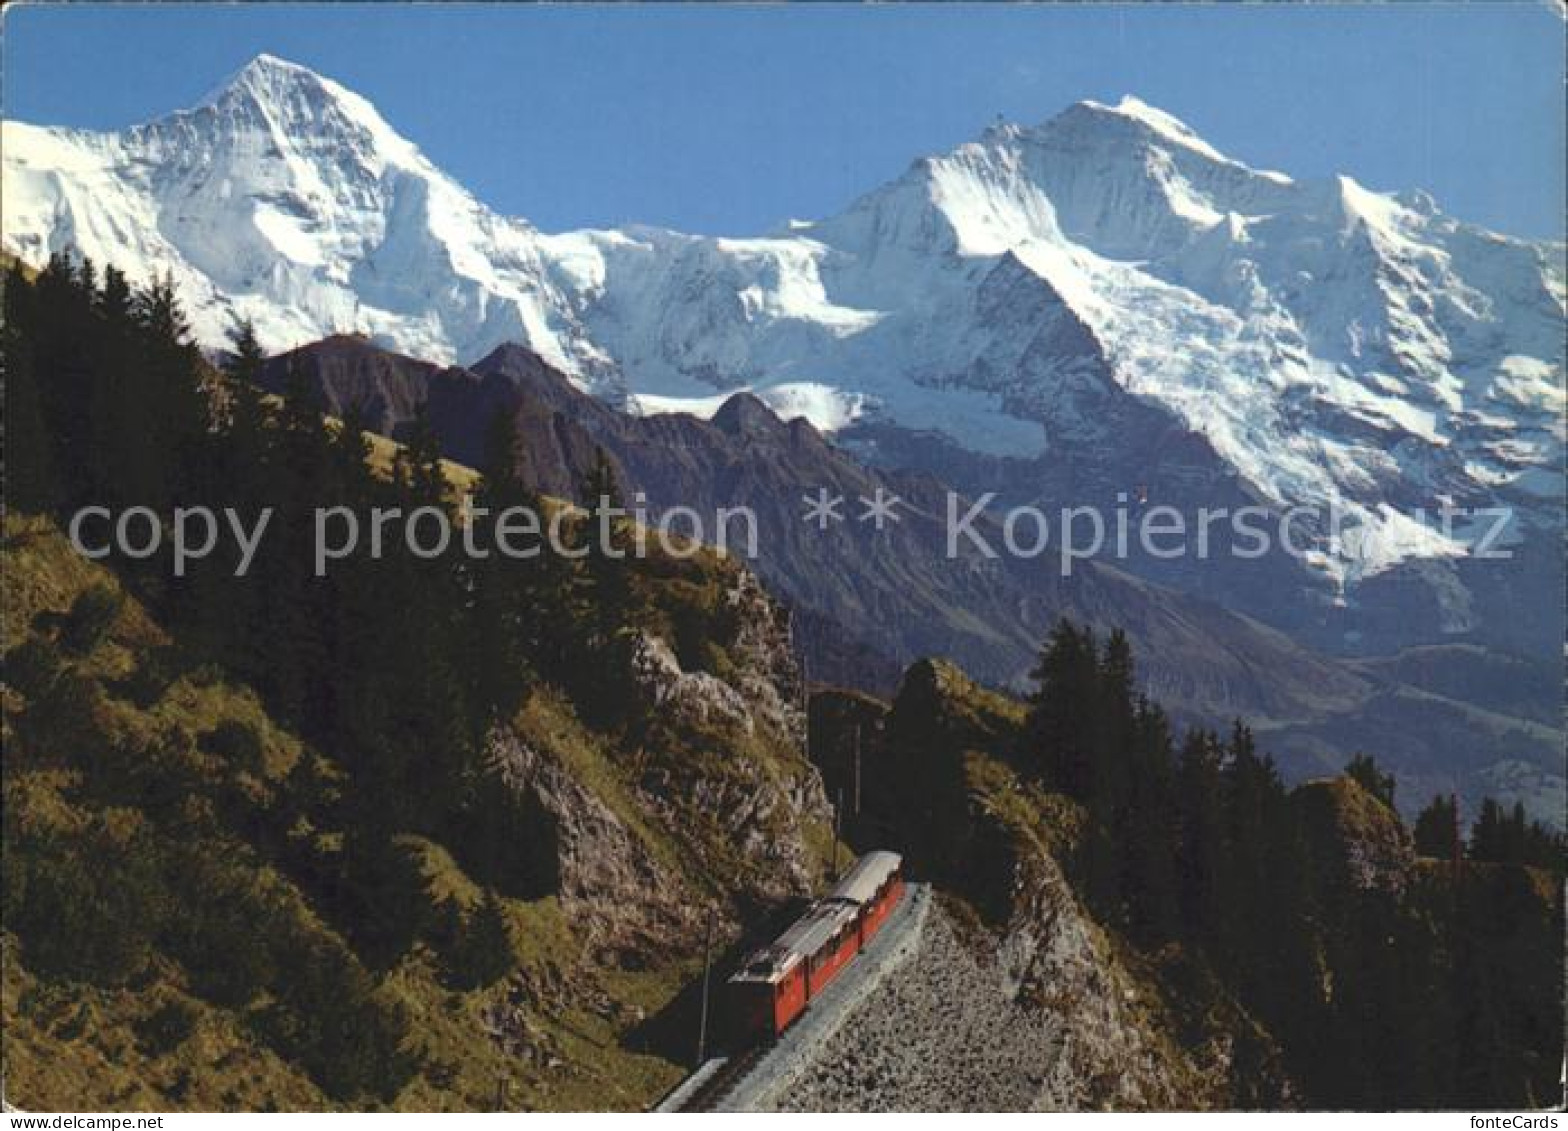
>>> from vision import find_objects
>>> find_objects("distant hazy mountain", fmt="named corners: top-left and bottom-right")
top-left (259, 334), bottom-right (1564, 826)
top-left (4, 55), bottom-right (1561, 661)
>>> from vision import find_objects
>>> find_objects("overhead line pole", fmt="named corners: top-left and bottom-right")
top-left (853, 724), bottom-right (862, 818)
top-left (696, 905), bottom-right (715, 1067)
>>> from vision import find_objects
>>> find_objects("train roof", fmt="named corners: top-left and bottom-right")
top-left (727, 852), bottom-right (903, 986)
top-left (775, 898), bottom-right (859, 961)
top-left (826, 850), bottom-right (902, 906)
top-left (730, 899), bottom-right (858, 986)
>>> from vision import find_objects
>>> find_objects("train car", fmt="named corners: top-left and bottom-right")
top-left (829, 850), bottom-right (906, 950)
top-left (727, 851), bottom-right (904, 1041)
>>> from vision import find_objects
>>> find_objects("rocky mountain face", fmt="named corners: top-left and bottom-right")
top-left (260, 334), bottom-right (1563, 824)
top-left (5, 56), bottom-right (1562, 666)
top-left (805, 659), bottom-right (1562, 1110)
top-left (474, 560), bottom-right (835, 971)
top-left (260, 335), bottom-right (1358, 707)
top-left (803, 660), bottom-right (1295, 1109)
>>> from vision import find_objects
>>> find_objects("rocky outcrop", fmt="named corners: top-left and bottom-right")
top-left (619, 564), bottom-right (832, 911)
top-left (626, 633), bottom-right (754, 736)
top-left (1293, 777), bottom-right (1415, 897)
top-left (801, 657), bottom-right (1296, 1109)
top-left (775, 850), bottom-right (1291, 1111)
top-left (1001, 842), bottom-right (1290, 1109)
top-left (486, 727), bottom-right (700, 961)
top-left (482, 564), bottom-right (835, 953)
top-left (722, 569), bottom-right (806, 746)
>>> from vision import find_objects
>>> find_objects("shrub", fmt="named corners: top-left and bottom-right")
top-left (113, 647), bottom-right (179, 708)
top-left (5, 637), bottom-right (64, 699)
top-left (254, 933), bottom-right (419, 1101)
top-left (161, 852), bottom-right (279, 1008)
top-left (200, 719), bottom-right (267, 775)
top-left (10, 830), bottom-right (165, 986)
top-left (60, 584), bottom-right (122, 655)
top-left (446, 890), bottom-right (516, 990)
top-left (135, 999), bottom-right (197, 1056)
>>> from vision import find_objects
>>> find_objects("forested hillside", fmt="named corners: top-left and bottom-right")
top-left (2, 256), bottom-right (839, 1108)
top-left (811, 629), bottom-right (1565, 1108)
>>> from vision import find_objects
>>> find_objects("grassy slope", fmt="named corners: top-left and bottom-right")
top-left (1, 495), bottom-right (830, 1110)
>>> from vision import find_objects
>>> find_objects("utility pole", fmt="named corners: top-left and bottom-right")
top-left (695, 906), bottom-right (715, 1067)
top-left (798, 627), bottom-right (812, 759)
top-left (832, 787), bottom-right (843, 879)
top-left (853, 725), bottom-right (862, 818)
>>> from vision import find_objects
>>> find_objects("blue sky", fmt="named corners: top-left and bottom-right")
top-left (4, 3), bottom-right (1564, 240)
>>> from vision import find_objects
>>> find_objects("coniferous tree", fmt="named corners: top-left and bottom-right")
top-left (576, 444), bottom-right (642, 640)
top-left (251, 354), bottom-right (336, 725)
top-left (1345, 752), bottom-right (1396, 809)
top-left (1414, 794), bottom-right (1460, 859)
top-left (467, 407), bottom-right (539, 716)
top-left (2, 264), bottom-right (56, 510)
top-left (1468, 798), bottom-right (1567, 869)
top-left (1025, 619), bottom-right (1098, 797)
top-left (1119, 695), bottom-right (1179, 942)
top-left (1175, 728), bottom-right (1225, 944)
top-left (131, 270), bottom-right (209, 508)
top-left (1089, 631), bottom-right (1137, 826)
top-left (216, 317), bottom-right (274, 513)
top-left (450, 889), bottom-right (516, 989)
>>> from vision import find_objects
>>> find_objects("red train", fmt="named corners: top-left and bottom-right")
top-left (727, 851), bottom-right (905, 1040)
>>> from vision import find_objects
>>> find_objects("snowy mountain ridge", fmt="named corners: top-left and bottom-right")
top-left (4, 55), bottom-right (1563, 588)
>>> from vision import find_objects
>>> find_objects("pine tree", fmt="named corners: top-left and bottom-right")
top-left (1468, 798), bottom-right (1509, 862)
top-left (1091, 627), bottom-right (1137, 818)
top-left (1025, 619), bottom-right (1098, 797)
top-left (1175, 728), bottom-right (1226, 943)
top-left (131, 270), bottom-right (209, 508)
top-left (395, 401), bottom-right (448, 507)
top-left (251, 354), bottom-right (336, 725)
top-left (218, 319), bottom-right (273, 495)
top-left (1119, 695), bottom-right (1179, 941)
top-left (576, 444), bottom-right (642, 642)
top-left (97, 264), bottom-right (132, 324)
top-left (467, 407), bottom-right (538, 716)
top-left (2, 265), bottom-right (56, 510)
top-left (451, 889), bottom-right (515, 989)
top-left (1413, 794), bottom-right (1459, 859)
top-left (1345, 752), bottom-right (1396, 809)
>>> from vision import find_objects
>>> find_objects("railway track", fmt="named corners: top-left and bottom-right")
top-left (656, 882), bottom-right (931, 1111)
top-left (678, 1045), bottom-right (766, 1112)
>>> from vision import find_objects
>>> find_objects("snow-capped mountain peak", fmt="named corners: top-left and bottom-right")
top-left (191, 52), bottom-right (425, 174)
top-left (199, 52), bottom-right (333, 104)
top-left (3, 59), bottom-right (1562, 596)
top-left (3, 55), bottom-right (596, 365)
top-left (1073, 95), bottom-right (1272, 173)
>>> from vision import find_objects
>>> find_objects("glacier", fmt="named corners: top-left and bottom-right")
top-left (3, 54), bottom-right (1564, 592)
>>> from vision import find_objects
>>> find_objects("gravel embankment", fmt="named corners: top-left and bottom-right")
top-left (774, 899), bottom-right (1064, 1111)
